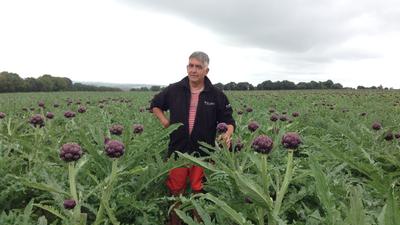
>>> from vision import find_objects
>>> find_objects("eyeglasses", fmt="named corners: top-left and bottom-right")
top-left (187, 63), bottom-right (204, 70)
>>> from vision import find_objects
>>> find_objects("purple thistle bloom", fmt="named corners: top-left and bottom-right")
top-left (60, 143), bottom-right (83, 162)
top-left (78, 106), bottom-right (86, 113)
top-left (38, 101), bottom-right (45, 108)
top-left (229, 139), bottom-right (244, 152)
top-left (216, 122), bottom-right (228, 133)
top-left (29, 114), bottom-right (45, 127)
top-left (281, 132), bottom-right (302, 149)
top-left (63, 199), bottom-right (76, 210)
top-left (244, 196), bottom-right (253, 204)
top-left (394, 132), bottom-right (400, 139)
top-left (279, 115), bottom-right (289, 121)
top-left (252, 135), bottom-right (274, 154)
top-left (0, 112), bottom-right (5, 119)
top-left (237, 110), bottom-right (243, 115)
top-left (105, 140), bottom-right (125, 158)
top-left (46, 112), bottom-right (55, 119)
top-left (110, 124), bottom-right (124, 135)
top-left (133, 124), bottom-right (144, 134)
top-left (64, 111), bottom-right (76, 118)
top-left (384, 131), bottom-right (394, 141)
top-left (246, 107), bottom-right (253, 113)
top-left (270, 114), bottom-right (279, 122)
top-left (372, 122), bottom-right (382, 130)
top-left (247, 121), bottom-right (259, 132)
top-left (292, 112), bottom-right (300, 117)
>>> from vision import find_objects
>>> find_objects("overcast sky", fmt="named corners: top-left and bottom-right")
top-left (1, 0), bottom-right (400, 88)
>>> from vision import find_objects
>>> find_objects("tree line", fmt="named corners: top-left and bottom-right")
top-left (132, 80), bottom-right (345, 91)
top-left (0, 71), bottom-right (121, 92)
top-left (1, 71), bottom-right (389, 93)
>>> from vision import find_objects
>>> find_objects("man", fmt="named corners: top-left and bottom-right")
top-left (150, 51), bottom-right (235, 225)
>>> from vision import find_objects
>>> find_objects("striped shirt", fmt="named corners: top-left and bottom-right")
top-left (188, 88), bottom-right (203, 134)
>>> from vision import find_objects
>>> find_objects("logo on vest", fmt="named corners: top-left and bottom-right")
top-left (204, 101), bottom-right (215, 106)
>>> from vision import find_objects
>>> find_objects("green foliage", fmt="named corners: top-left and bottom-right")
top-left (1, 90), bottom-right (400, 224)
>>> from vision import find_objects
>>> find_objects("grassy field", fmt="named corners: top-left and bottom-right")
top-left (0, 90), bottom-right (400, 225)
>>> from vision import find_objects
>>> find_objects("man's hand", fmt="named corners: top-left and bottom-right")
top-left (220, 124), bottom-right (234, 148)
top-left (161, 118), bottom-right (170, 128)
top-left (152, 107), bottom-right (170, 128)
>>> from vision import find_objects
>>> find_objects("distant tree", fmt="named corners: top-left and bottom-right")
top-left (331, 83), bottom-right (343, 89)
top-left (280, 80), bottom-right (296, 89)
top-left (140, 87), bottom-right (149, 91)
top-left (257, 80), bottom-right (273, 90)
top-left (224, 82), bottom-right (237, 90)
top-left (321, 80), bottom-right (334, 89)
top-left (150, 85), bottom-right (161, 91)
top-left (213, 82), bottom-right (224, 90)
top-left (0, 71), bottom-right (25, 92)
top-left (236, 82), bottom-right (253, 90)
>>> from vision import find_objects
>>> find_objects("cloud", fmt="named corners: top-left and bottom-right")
top-left (121, 0), bottom-right (400, 55)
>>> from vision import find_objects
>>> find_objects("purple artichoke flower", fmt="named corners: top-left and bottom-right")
top-left (247, 121), bottom-right (259, 132)
top-left (110, 124), bottom-right (124, 135)
top-left (252, 135), bottom-right (274, 154)
top-left (78, 106), bottom-right (86, 113)
top-left (216, 122), bottom-right (228, 133)
top-left (0, 112), bottom-right (5, 119)
top-left (133, 124), bottom-right (144, 134)
top-left (246, 107), bottom-right (253, 113)
top-left (29, 114), bottom-right (45, 127)
top-left (46, 112), bottom-right (54, 119)
top-left (63, 199), bottom-right (76, 210)
top-left (279, 115), bottom-right (289, 121)
top-left (105, 140), bottom-right (125, 158)
top-left (395, 132), bottom-right (400, 139)
top-left (229, 139), bottom-right (244, 152)
top-left (53, 103), bottom-right (60, 108)
top-left (268, 108), bottom-right (276, 113)
top-left (270, 114), bottom-right (279, 122)
top-left (292, 112), bottom-right (300, 117)
top-left (237, 110), bottom-right (243, 115)
top-left (64, 111), bottom-right (76, 119)
top-left (384, 131), bottom-right (394, 141)
top-left (244, 196), bottom-right (253, 204)
top-left (281, 132), bottom-right (302, 149)
top-left (38, 101), bottom-right (45, 108)
top-left (372, 122), bottom-right (382, 130)
top-left (60, 143), bottom-right (83, 162)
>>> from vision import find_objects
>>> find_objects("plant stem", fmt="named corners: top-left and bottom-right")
top-left (273, 150), bottom-right (294, 218)
top-left (69, 162), bottom-right (81, 224)
top-left (94, 159), bottom-right (119, 225)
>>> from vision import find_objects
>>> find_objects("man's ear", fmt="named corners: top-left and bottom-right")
top-left (206, 68), bottom-right (210, 74)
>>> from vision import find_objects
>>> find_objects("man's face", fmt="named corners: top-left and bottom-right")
top-left (187, 58), bottom-right (209, 84)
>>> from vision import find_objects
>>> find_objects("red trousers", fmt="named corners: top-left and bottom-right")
top-left (166, 165), bottom-right (205, 192)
